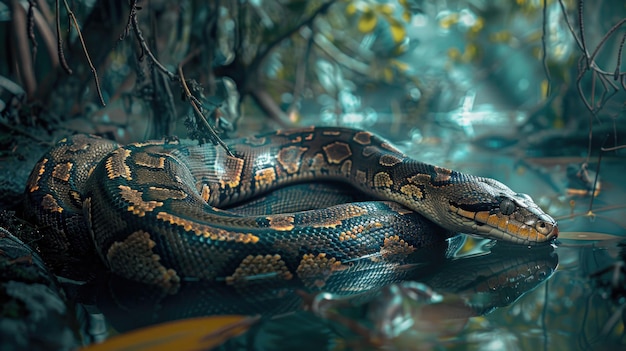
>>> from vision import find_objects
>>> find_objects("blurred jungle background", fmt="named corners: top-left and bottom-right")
top-left (1, 0), bottom-right (625, 350)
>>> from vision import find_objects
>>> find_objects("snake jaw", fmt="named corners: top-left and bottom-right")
top-left (448, 195), bottom-right (559, 245)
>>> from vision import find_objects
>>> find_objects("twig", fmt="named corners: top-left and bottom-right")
top-left (578, 0), bottom-right (588, 67)
top-left (555, 204), bottom-right (626, 222)
top-left (558, 0), bottom-right (585, 52)
top-left (120, 2), bottom-right (133, 41)
top-left (178, 58), bottom-right (233, 157)
top-left (557, 0), bottom-right (626, 112)
top-left (62, 0), bottom-right (105, 106)
top-left (128, 0), bottom-right (175, 80)
top-left (615, 32), bottom-right (626, 80)
top-left (600, 144), bottom-right (626, 152)
top-left (55, 0), bottom-right (71, 74)
top-left (596, 73), bottom-right (619, 111)
top-left (588, 147), bottom-right (602, 213)
top-left (575, 56), bottom-right (593, 112)
top-left (587, 18), bottom-right (626, 67)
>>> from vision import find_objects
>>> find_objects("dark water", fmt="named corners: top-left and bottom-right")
top-left (82, 236), bottom-right (625, 351)
top-left (92, 237), bottom-right (556, 349)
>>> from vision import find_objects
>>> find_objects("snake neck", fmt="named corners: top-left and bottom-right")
top-left (173, 126), bottom-right (557, 243)
top-left (173, 127), bottom-right (450, 224)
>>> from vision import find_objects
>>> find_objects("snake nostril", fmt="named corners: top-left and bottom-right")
top-left (535, 221), bottom-right (552, 236)
top-left (535, 220), bottom-right (558, 239)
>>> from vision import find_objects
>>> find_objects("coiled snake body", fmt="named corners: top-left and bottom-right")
top-left (25, 127), bottom-right (558, 291)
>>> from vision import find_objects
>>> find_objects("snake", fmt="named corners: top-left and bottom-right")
top-left (24, 126), bottom-right (558, 292)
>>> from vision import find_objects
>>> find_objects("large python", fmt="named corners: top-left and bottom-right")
top-left (24, 127), bottom-right (558, 291)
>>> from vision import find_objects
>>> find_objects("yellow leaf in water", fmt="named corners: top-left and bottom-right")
top-left (456, 236), bottom-right (477, 255)
top-left (358, 9), bottom-right (377, 33)
top-left (81, 315), bottom-right (258, 351)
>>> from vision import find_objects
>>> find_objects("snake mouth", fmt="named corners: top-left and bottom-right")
top-left (450, 204), bottom-right (559, 245)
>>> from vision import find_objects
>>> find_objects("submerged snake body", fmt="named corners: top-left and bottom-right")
top-left (25, 127), bottom-right (558, 291)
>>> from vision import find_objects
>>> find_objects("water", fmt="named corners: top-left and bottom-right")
top-left (87, 236), bottom-right (624, 350)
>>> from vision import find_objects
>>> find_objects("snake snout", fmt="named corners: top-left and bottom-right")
top-left (535, 217), bottom-right (559, 241)
top-left (449, 196), bottom-right (559, 245)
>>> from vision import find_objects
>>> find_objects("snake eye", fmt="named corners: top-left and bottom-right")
top-left (499, 198), bottom-right (516, 215)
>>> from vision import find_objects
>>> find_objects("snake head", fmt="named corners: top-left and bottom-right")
top-left (446, 178), bottom-right (558, 245)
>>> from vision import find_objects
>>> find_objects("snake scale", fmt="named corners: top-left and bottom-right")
top-left (24, 127), bottom-right (558, 292)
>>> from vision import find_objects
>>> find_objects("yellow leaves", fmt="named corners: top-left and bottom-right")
top-left (358, 8), bottom-right (378, 33)
top-left (390, 59), bottom-right (409, 72)
top-left (464, 43), bottom-right (479, 61)
top-left (333, 1), bottom-right (416, 81)
top-left (402, 11), bottom-right (411, 23)
top-left (438, 12), bottom-right (459, 30)
top-left (389, 19), bottom-right (406, 44)
top-left (345, 1), bottom-right (409, 46)
top-left (541, 79), bottom-right (551, 100)
top-left (345, 3), bottom-right (357, 16)
top-left (469, 17), bottom-right (484, 34)
top-left (447, 44), bottom-right (480, 63)
top-left (369, 58), bottom-right (411, 83)
top-left (81, 315), bottom-right (259, 351)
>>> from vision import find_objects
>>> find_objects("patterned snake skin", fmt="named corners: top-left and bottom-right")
top-left (24, 127), bottom-right (558, 291)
